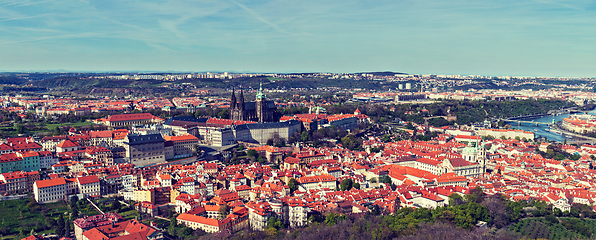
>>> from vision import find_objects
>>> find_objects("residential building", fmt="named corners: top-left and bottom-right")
top-left (85, 146), bottom-right (113, 166)
top-left (163, 134), bottom-right (199, 159)
top-left (38, 151), bottom-right (57, 170)
top-left (297, 174), bottom-right (336, 191)
top-left (77, 175), bottom-right (101, 198)
top-left (33, 177), bottom-right (67, 204)
top-left (17, 151), bottom-right (40, 172)
top-left (176, 213), bottom-right (227, 233)
top-left (73, 213), bottom-right (124, 240)
top-left (56, 140), bottom-right (80, 153)
top-left (0, 153), bottom-right (23, 173)
top-left (0, 171), bottom-right (28, 194)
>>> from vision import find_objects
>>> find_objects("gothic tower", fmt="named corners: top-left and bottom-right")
top-left (230, 87), bottom-right (236, 111)
top-left (230, 88), bottom-right (237, 120)
top-left (238, 88), bottom-right (245, 120)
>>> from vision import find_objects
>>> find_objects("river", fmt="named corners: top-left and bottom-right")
top-left (513, 108), bottom-right (596, 142)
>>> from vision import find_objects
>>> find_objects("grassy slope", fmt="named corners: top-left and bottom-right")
top-left (0, 198), bottom-right (69, 238)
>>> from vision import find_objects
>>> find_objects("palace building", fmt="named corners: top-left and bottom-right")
top-left (229, 83), bottom-right (281, 123)
top-left (95, 113), bottom-right (164, 127)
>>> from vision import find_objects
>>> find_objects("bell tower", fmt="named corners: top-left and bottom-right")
top-left (255, 82), bottom-right (266, 122)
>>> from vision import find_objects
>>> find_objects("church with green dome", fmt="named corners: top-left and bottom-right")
top-left (461, 140), bottom-right (487, 174)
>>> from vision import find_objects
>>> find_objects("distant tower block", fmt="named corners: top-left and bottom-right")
top-left (405, 83), bottom-right (412, 90)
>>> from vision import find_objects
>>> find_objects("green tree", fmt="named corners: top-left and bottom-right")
top-left (56, 214), bottom-right (65, 236)
top-left (370, 147), bottom-right (381, 153)
top-left (70, 196), bottom-right (79, 208)
top-left (380, 175), bottom-right (392, 184)
top-left (287, 178), bottom-right (299, 194)
top-left (170, 217), bottom-right (177, 228)
top-left (53, 126), bottom-right (62, 135)
top-left (64, 218), bottom-right (71, 238)
top-left (545, 214), bottom-right (558, 224)
top-left (265, 227), bottom-right (279, 238)
top-left (26, 198), bottom-right (38, 211)
top-left (448, 193), bottom-right (465, 206)
top-left (15, 124), bottom-right (25, 134)
top-left (266, 217), bottom-right (283, 230)
top-left (217, 108), bottom-right (229, 119)
top-left (324, 212), bottom-right (346, 226)
top-left (470, 186), bottom-right (484, 203)
top-left (341, 135), bottom-right (361, 150)
top-left (353, 182), bottom-right (360, 190)
top-left (218, 203), bottom-right (230, 220)
top-left (247, 149), bottom-right (257, 157)
top-left (339, 178), bottom-right (353, 191)
top-left (301, 131), bottom-right (309, 142)
top-left (111, 199), bottom-right (121, 212)
top-left (72, 208), bottom-right (79, 219)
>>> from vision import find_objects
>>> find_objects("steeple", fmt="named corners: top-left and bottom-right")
top-left (238, 87), bottom-right (245, 111)
top-left (230, 87), bottom-right (237, 111)
top-left (256, 81), bottom-right (266, 100)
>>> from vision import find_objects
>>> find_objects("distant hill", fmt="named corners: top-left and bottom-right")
top-left (32, 76), bottom-right (404, 91)
top-left (33, 77), bottom-right (136, 88)
top-left (0, 76), bottom-right (28, 85)
top-left (356, 71), bottom-right (408, 76)
top-left (451, 82), bottom-right (499, 90)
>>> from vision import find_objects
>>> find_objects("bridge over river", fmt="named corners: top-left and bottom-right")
top-left (499, 118), bottom-right (553, 126)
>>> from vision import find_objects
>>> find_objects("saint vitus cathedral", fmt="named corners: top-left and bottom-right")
top-left (229, 83), bottom-right (281, 123)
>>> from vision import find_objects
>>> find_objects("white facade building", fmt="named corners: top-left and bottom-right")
top-left (34, 178), bottom-right (67, 204)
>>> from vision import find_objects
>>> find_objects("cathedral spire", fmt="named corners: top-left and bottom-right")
top-left (230, 87), bottom-right (236, 111)
top-left (238, 87), bottom-right (245, 111)
top-left (256, 81), bottom-right (266, 100)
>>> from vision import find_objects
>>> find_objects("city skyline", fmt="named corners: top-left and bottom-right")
top-left (1, 0), bottom-right (596, 77)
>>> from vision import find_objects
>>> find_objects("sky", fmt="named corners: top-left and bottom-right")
top-left (1, 0), bottom-right (596, 77)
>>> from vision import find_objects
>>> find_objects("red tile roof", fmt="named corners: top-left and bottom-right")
top-left (106, 113), bottom-right (163, 122)
top-left (163, 134), bottom-right (199, 142)
top-left (177, 213), bottom-right (223, 227)
top-left (78, 175), bottom-right (100, 185)
top-left (298, 174), bottom-right (336, 184)
top-left (35, 177), bottom-right (66, 188)
top-left (89, 131), bottom-right (113, 138)
top-left (56, 140), bottom-right (79, 148)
